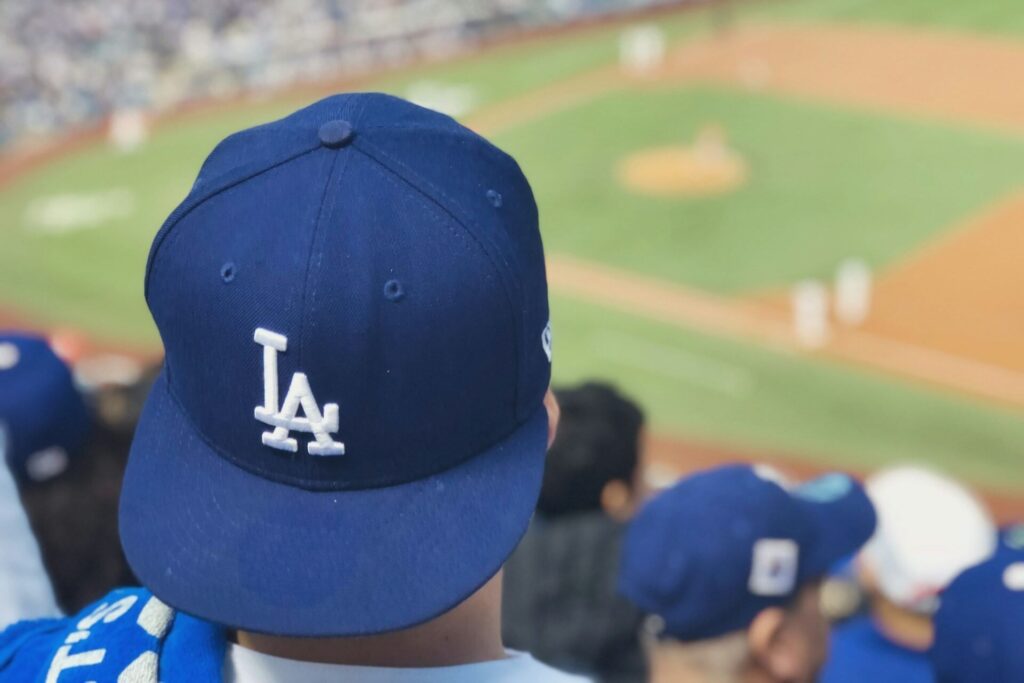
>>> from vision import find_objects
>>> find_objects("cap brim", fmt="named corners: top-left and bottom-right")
top-left (792, 474), bottom-right (877, 579)
top-left (120, 372), bottom-right (548, 636)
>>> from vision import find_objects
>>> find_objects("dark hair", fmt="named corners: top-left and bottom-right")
top-left (17, 366), bottom-right (158, 613)
top-left (537, 381), bottom-right (644, 518)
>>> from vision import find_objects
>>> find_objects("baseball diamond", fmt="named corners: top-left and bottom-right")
top-left (2, 0), bottom-right (1024, 501)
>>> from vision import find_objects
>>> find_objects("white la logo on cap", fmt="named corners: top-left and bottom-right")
top-left (254, 327), bottom-right (345, 456)
top-left (749, 539), bottom-right (799, 597)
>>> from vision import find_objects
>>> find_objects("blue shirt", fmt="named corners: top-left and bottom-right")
top-left (820, 615), bottom-right (934, 683)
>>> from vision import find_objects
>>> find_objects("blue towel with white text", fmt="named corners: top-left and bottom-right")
top-left (0, 588), bottom-right (224, 682)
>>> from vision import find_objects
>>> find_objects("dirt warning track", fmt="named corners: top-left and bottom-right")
top-left (657, 23), bottom-right (1024, 135)
top-left (864, 192), bottom-right (1024, 375)
top-left (550, 255), bottom-right (1024, 410)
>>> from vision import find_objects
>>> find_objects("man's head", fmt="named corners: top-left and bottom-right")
top-left (119, 93), bottom-right (552, 637)
top-left (857, 465), bottom-right (995, 649)
top-left (619, 465), bottom-right (877, 683)
top-left (536, 381), bottom-right (644, 520)
top-left (929, 547), bottom-right (1024, 683)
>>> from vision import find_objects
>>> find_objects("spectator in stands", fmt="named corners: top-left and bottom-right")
top-left (18, 418), bottom-right (139, 614)
top-left (0, 0), bottom-right (649, 148)
top-left (0, 333), bottom-right (83, 626)
top-left (0, 93), bottom-right (585, 683)
top-left (820, 465), bottom-right (996, 683)
top-left (18, 365), bottom-right (158, 614)
top-left (619, 464), bottom-right (876, 683)
top-left (0, 332), bottom-right (146, 616)
top-left (929, 546), bottom-right (1024, 683)
top-left (504, 381), bottom-right (647, 683)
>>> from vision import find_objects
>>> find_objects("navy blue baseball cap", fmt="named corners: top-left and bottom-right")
top-left (0, 332), bottom-right (91, 485)
top-left (930, 548), bottom-right (1024, 683)
top-left (119, 93), bottom-right (552, 636)
top-left (618, 464), bottom-right (876, 641)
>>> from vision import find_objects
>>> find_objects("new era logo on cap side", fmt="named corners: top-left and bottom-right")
top-left (1004, 562), bottom-right (1024, 591)
top-left (253, 327), bottom-right (345, 456)
top-left (749, 539), bottom-right (799, 597)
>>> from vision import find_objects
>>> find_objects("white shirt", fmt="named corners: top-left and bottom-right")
top-left (0, 428), bottom-right (61, 628)
top-left (224, 643), bottom-right (591, 683)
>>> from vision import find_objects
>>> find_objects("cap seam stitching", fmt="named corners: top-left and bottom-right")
top-left (350, 138), bottom-right (523, 415)
top-left (302, 98), bottom-right (368, 355)
top-left (145, 143), bottom-right (321, 305)
top-left (296, 151), bottom-right (345, 368)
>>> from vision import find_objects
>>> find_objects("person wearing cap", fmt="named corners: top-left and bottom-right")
top-left (0, 333), bottom-right (91, 488)
top-left (0, 333), bottom-right (87, 628)
top-left (0, 94), bottom-right (584, 682)
top-left (1, 332), bottom-right (143, 618)
top-left (820, 465), bottom-right (995, 683)
top-left (929, 546), bottom-right (1024, 682)
top-left (618, 464), bottom-right (876, 683)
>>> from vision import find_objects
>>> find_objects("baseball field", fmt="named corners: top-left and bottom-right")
top-left (3, 0), bottom-right (1024, 494)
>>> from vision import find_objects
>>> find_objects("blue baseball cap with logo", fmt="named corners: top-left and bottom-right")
top-left (0, 332), bottom-right (91, 485)
top-left (930, 547), bottom-right (1024, 683)
top-left (119, 93), bottom-right (552, 637)
top-left (618, 464), bottom-right (876, 641)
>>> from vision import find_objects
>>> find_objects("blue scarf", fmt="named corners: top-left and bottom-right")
top-left (0, 588), bottom-right (225, 682)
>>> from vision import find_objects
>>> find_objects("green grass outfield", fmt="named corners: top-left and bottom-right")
top-left (553, 295), bottom-right (1024, 491)
top-left (3, 0), bottom-right (1024, 488)
top-left (751, 0), bottom-right (1024, 37)
top-left (500, 86), bottom-right (1024, 292)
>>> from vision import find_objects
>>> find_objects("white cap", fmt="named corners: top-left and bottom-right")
top-left (859, 465), bottom-right (996, 614)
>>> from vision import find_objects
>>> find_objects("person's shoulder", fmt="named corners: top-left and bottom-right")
top-left (822, 615), bottom-right (932, 683)
top-left (0, 588), bottom-right (154, 680)
top-left (0, 589), bottom-right (224, 683)
top-left (830, 614), bottom-right (876, 644)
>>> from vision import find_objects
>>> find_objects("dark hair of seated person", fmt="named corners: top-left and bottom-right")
top-left (536, 381), bottom-right (644, 519)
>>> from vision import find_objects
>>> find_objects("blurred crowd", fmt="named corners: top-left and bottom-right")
top-left (0, 0), bottom-right (680, 147)
top-left (2, 333), bottom-right (1019, 682)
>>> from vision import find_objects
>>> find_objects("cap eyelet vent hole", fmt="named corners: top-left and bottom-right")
top-left (220, 262), bottom-right (236, 283)
top-left (384, 279), bottom-right (405, 302)
top-left (486, 189), bottom-right (503, 208)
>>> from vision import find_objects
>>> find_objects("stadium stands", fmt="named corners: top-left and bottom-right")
top-left (0, 0), bottom-right (686, 147)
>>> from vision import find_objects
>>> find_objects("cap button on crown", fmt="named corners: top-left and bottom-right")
top-left (318, 120), bottom-right (354, 149)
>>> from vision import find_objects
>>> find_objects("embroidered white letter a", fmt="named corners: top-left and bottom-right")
top-left (253, 327), bottom-right (345, 456)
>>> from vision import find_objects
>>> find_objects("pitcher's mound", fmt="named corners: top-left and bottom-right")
top-left (619, 125), bottom-right (747, 197)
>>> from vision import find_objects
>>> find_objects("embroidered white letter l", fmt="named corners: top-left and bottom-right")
top-left (253, 327), bottom-right (345, 456)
